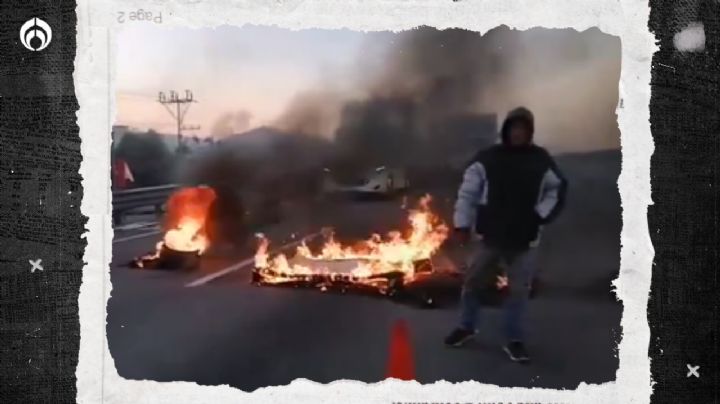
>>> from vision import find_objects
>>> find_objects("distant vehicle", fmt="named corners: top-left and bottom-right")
top-left (323, 166), bottom-right (410, 197)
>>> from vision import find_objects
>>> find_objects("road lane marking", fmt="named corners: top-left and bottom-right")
top-left (116, 221), bottom-right (159, 231)
top-left (184, 231), bottom-right (322, 288)
top-left (113, 230), bottom-right (162, 244)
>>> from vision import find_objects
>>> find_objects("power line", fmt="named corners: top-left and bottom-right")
top-left (158, 90), bottom-right (199, 153)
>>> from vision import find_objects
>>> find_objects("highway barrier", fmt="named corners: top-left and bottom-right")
top-left (112, 184), bottom-right (179, 225)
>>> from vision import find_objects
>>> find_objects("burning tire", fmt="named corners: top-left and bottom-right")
top-left (130, 186), bottom-right (215, 270)
top-left (132, 245), bottom-right (201, 270)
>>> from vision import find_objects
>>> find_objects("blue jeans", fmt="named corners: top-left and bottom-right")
top-left (458, 241), bottom-right (538, 342)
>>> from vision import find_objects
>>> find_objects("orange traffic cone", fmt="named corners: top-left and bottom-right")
top-left (385, 320), bottom-right (416, 380)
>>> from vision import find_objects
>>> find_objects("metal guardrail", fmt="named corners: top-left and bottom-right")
top-left (112, 184), bottom-right (179, 225)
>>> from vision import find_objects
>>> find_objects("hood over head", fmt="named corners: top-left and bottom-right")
top-left (500, 107), bottom-right (535, 146)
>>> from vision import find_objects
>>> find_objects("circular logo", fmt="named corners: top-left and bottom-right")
top-left (20, 18), bottom-right (52, 51)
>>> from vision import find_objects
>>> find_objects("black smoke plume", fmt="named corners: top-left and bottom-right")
top-left (273, 26), bottom-right (621, 168)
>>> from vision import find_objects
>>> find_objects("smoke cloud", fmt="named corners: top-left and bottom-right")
top-left (190, 26), bottom-right (621, 203)
top-left (211, 110), bottom-right (254, 138)
top-left (271, 26), bottom-right (621, 157)
top-left (273, 91), bottom-right (345, 138)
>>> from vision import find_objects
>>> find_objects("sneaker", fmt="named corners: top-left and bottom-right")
top-left (444, 327), bottom-right (477, 347)
top-left (503, 341), bottom-right (530, 363)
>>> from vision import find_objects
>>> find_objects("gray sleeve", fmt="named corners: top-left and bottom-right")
top-left (535, 167), bottom-right (563, 220)
top-left (453, 162), bottom-right (486, 229)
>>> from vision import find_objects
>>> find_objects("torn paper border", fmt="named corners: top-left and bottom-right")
top-left (75, 0), bottom-right (656, 403)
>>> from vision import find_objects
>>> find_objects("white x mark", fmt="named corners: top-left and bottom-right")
top-left (687, 364), bottom-right (700, 378)
top-left (29, 259), bottom-right (43, 273)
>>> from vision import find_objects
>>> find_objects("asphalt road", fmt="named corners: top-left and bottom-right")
top-left (107, 151), bottom-right (622, 391)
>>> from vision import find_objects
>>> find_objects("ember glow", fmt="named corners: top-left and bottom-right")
top-left (135, 186), bottom-right (216, 268)
top-left (254, 195), bottom-right (449, 286)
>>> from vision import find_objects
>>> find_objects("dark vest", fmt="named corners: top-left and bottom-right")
top-left (474, 144), bottom-right (554, 249)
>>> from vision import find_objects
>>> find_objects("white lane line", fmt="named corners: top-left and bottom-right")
top-left (113, 230), bottom-right (162, 244)
top-left (116, 221), bottom-right (159, 231)
top-left (184, 231), bottom-right (322, 288)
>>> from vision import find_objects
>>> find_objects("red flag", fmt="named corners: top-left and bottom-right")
top-left (114, 159), bottom-right (134, 189)
top-left (122, 160), bottom-right (134, 183)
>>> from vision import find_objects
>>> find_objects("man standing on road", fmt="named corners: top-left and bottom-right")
top-left (444, 107), bottom-right (568, 363)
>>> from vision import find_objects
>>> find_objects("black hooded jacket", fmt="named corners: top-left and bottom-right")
top-left (453, 107), bottom-right (568, 249)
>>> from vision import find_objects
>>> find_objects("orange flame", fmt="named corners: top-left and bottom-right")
top-left (254, 194), bottom-right (448, 284)
top-left (138, 187), bottom-right (217, 267)
top-left (162, 186), bottom-right (216, 253)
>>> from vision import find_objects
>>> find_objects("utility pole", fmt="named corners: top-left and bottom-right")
top-left (158, 90), bottom-right (197, 153)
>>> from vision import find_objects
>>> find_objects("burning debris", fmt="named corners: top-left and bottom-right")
top-left (132, 186), bottom-right (216, 270)
top-left (126, 186), bottom-right (515, 306)
top-left (252, 195), bottom-right (462, 305)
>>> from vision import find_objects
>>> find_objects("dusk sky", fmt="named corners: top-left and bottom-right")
top-left (116, 24), bottom-right (393, 136)
top-left (116, 24), bottom-right (620, 152)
